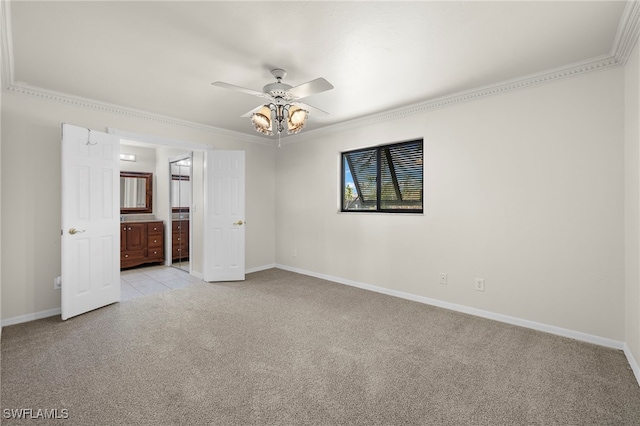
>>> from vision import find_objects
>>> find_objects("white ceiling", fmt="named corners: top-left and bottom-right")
top-left (3, 1), bottom-right (635, 140)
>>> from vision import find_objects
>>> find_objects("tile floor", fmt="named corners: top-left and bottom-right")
top-left (120, 265), bottom-right (204, 301)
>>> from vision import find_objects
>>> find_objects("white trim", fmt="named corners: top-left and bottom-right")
top-left (246, 263), bottom-right (276, 274)
top-left (190, 270), bottom-right (204, 280)
top-left (612, 0), bottom-right (640, 65)
top-left (0, 0), bottom-right (14, 90)
top-left (275, 264), bottom-right (625, 351)
top-left (1, 308), bottom-right (61, 327)
top-left (624, 344), bottom-right (640, 387)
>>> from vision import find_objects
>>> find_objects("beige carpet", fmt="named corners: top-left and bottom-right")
top-left (2, 268), bottom-right (640, 425)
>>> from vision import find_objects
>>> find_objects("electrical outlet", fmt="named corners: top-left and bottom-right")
top-left (54, 276), bottom-right (62, 290)
top-left (439, 273), bottom-right (447, 285)
top-left (475, 278), bottom-right (485, 292)
top-left (292, 249), bottom-right (297, 258)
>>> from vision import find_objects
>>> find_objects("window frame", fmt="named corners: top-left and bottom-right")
top-left (341, 139), bottom-right (424, 214)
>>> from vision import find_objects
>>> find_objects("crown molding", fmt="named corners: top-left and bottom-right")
top-left (5, 81), bottom-right (272, 146)
top-left (286, 54), bottom-right (621, 145)
top-left (612, 0), bottom-right (640, 65)
top-left (0, 0), bottom-right (14, 90)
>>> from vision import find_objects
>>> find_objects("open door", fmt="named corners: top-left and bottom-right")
top-left (204, 150), bottom-right (245, 282)
top-left (61, 124), bottom-right (120, 320)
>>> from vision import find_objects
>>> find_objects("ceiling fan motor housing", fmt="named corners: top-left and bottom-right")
top-left (263, 82), bottom-right (294, 101)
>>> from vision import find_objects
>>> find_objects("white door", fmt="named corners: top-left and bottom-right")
top-left (204, 150), bottom-right (245, 282)
top-left (61, 124), bottom-right (120, 320)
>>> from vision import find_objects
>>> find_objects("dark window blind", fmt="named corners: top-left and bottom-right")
top-left (342, 139), bottom-right (423, 213)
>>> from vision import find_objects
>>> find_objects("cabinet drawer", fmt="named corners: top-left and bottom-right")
top-left (121, 249), bottom-right (146, 267)
top-left (148, 223), bottom-right (163, 235)
top-left (147, 248), bottom-right (163, 260)
top-left (172, 234), bottom-right (187, 245)
top-left (148, 236), bottom-right (163, 248)
top-left (172, 221), bottom-right (188, 233)
top-left (172, 246), bottom-right (189, 256)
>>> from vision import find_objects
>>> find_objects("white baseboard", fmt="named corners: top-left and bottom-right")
top-left (1, 308), bottom-right (61, 327)
top-left (624, 344), bottom-right (640, 387)
top-left (275, 264), bottom-right (625, 351)
top-left (246, 263), bottom-right (276, 274)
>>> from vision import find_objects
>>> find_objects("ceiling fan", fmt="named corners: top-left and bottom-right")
top-left (212, 69), bottom-right (334, 136)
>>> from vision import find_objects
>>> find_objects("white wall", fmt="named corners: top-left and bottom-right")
top-left (119, 145), bottom-right (156, 174)
top-left (626, 40), bottom-right (640, 365)
top-left (276, 67), bottom-right (625, 341)
top-left (0, 91), bottom-right (276, 321)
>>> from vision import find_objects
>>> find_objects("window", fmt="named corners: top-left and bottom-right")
top-left (341, 139), bottom-right (423, 213)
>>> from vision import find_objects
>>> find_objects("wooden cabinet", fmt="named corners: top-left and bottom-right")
top-left (121, 221), bottom-right (164, 269)
top-left (172, 220), bottom-right (189, 261)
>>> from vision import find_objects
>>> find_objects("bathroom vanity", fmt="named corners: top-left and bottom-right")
top-left (121, 220), bottom-right (164, 269)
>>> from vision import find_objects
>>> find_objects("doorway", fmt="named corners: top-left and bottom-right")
top-left (110, 126), bottom-right (246, 283)
top-left (117, 135), bottom-right (200, 280)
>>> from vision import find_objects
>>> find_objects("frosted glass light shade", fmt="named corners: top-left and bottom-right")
top-left (251, 105), bottom-right (273, 135)
top-left (287, 106), bottom-right (308, 134)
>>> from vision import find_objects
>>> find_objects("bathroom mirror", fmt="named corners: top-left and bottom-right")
top-left (170, 156), bottom-right (191, 272)
top-left (120, 171), bottom-right (153, 214)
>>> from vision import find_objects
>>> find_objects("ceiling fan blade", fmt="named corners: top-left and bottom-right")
top-left (241, 105), bottom-right (265, 118)
top-left (294, 102), bottom-right (329, 117)
top-left (288, 78), bottom-right (334, 100)
top-left (211, 81), bottom-right (265, 97)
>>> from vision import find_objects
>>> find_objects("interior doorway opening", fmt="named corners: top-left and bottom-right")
top-left (111, 127), bottom-right (211, 284)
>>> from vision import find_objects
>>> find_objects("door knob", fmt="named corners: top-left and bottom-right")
top-left (233, 220), bottom-right (245, 226)
top-left (68, 228), bottom-right (86, 235)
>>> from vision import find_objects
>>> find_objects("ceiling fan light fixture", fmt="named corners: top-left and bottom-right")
top-left (214, 68), bottom-right (332, 138)
top-left (287, 106), bottom-right (308, 134)
top-left (251, 106), bottom-right (273, 135)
